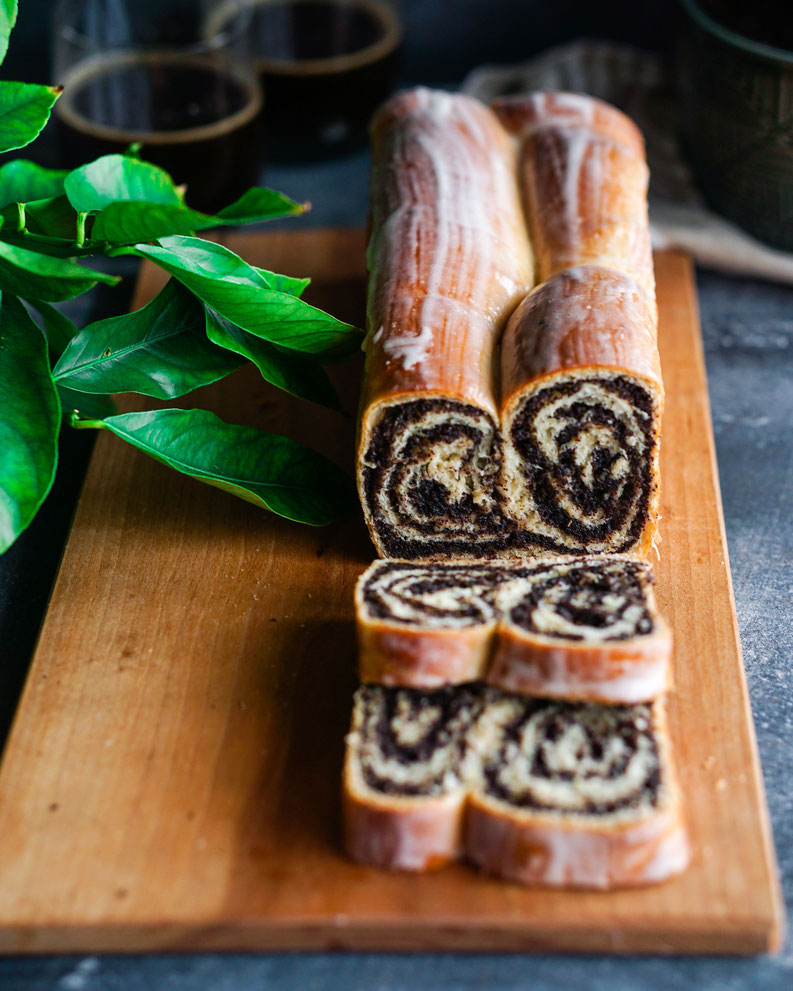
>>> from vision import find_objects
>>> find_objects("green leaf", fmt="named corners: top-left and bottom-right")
top-left (0, 0), bottom-right (17, 66)
top-left (24, 297), bottom-right (77, 356)
top-left (0, 194), bottom-right (80, 239)
top-left (0, 229), bottom-right (90, 257)
top-left (0, 195), bottom-right (78, 240)
top-left (120, 235), bottom-right (267, 286)
top-left (0, 199), bottom-right (22, 230)
top-left (0, 241), bottom-right (118, 300)
top-left (205, 307), bottom-right (340, 410)
top-left (0, 290), bottom-right (60, 553)
top-left (24, 195), bottom-right (79, 238)
top-left (0, 81), bottom-right (61, 154)
top-left (74, 408), bottom-right (356, 526)
top-left (53, 279), bottom-right (242, 399)
top-left (0, 160), bottom-right (68, 208)
top-left (91, 186), bottom-right (307, 245)
top-left (91, 202), bottom-right (217, 244)
top-left (64, 154), bottom-right (182, 212)
top-left (215, 187), bottom-right (306, 223)
top-left (57, 385), bottom-right (117, 422)
top-left (122, 237), bottom-right (360, 358)
top-left (254, 268), bottom-right (310, 297)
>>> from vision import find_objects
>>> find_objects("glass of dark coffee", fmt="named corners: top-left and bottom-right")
top-left (205, 0), bottom-right (403, 158)
top-left (52, 0), bottom-right (263, 213)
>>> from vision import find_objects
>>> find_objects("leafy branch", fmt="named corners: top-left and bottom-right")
top-left (0, 1), bottom-right (361, 554)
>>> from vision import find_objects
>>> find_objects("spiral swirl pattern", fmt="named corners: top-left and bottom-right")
top-left (360, 376), bottom-right (658, 561)
top-left (498, 558), bottom-right (655, 642)
top-left (359, 558), bottom-right (658, 640)
top-left (359, 560), bottom-right (512, 629)
top-left (355, 685), bottom-right (481, 797)
top-left (502, 373), bottom-right (657, 555)
top-left (479, 696), bottom-right (660, 816)
top-left (360, 398), bottom-right (510, 560)
top-left (352, 685), bottom-right (662, 816)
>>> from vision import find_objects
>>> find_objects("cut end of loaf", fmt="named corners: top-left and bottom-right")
top-left (500, 368), bottom-right (662, 557)
top-left (343, 684), bottom-right (688, 886)
top-left (357, 372), bottom-right (662, 562)
top-left (358, 397), bottom-right (511, 560)
top-left (355, 557), bottom-right (671, 702)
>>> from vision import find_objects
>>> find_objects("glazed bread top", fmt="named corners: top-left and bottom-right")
top-left (364, 88), bottom-right (657, 416)
top-left (499, 266), bottom-right (662, 410)
top-left (363, 87), bottom-right (534, 420)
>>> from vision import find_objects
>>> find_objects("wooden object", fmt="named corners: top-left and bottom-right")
top-left (0, 232), bottom-right (782, 954)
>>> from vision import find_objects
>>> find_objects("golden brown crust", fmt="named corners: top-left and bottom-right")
top-left (517, 129), bottom-right (653, 295)
top-left (464, 793), bottom-right (689, 888)
top-left (488, 620), bottom-right (673, 704)
top-left (499, 267), bottom-right (663, 411)
top-left (496, 93), bottom-right (654, 296)
top-left (358, 621), bottom-right (495, 688)
top-left (361, 88), bottom-right (533, 421)
top-left (493, 91), bottom-right (645, 155)
top-left (342, 744), bottom-right (465, 871)
top-left (358, 616), bottom-right (671, 703)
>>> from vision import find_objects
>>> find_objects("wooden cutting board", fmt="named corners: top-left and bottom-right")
top-left (0, 231), bottom-right (782, 954)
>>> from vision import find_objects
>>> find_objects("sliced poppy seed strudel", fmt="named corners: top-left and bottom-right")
top-left (343, 684), bottom-right (689, 888)
top-left (464, 690), bottom-right (689, 888)
top-left (343, 684), bottom-right (482, 871)
top-left (356, 556), bottom-right (671, 703)
top-left (359, 88), bottom-right (663, 561)
top-left (495, 93), bottom-right (662, 557)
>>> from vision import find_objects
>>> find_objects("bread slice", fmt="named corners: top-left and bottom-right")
top-left (343, 684), bottom-right (481, 871)
top-left (355, 561), bottom-right (505, 687)
top-left (491, 556), bottom-right (672, 703)
top-left (465, 691), bottom-right (689, 888)
top-left (342, 684), bottom-right (689, 887)
top-left (355, 557), bottom-right (671, 703)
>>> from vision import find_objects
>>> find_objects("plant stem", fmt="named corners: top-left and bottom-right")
top-left (15, 202), bottom-right (25, 232)
top-left (70, 414), bottom-right (106, 430)
top-left (76, 211), bottom-right (87, 247)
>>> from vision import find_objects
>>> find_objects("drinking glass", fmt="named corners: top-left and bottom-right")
top-left (52, 0), bottom-right (263, 212)
top-left (205, 0), bottom-right (403, 157)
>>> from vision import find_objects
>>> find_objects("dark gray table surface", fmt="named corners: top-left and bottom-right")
top-left (1, 129), bottom-right (792, 991)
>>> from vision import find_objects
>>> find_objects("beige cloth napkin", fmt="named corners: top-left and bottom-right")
top-left (463, 40), bottom-right (793, 285)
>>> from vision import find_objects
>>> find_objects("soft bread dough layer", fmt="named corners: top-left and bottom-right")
top-left (360, 561), bottom-right (506, 629)
top-left (501, 370), bottom-right (658, 555)
top-left (476, 695), bottom-right (659, 822)
top-left (496, 557), bottom-right (655, 642)
top-left (349, 684), bottom-right (664, 825)
top-left (352, 684), bottom-right (481, 796)
top-left (359, 558), bottom-right (657, 642)
top-left (360, 398), bottom-right (509, 558)
top-left (361, 370), bottom-right (657, 559)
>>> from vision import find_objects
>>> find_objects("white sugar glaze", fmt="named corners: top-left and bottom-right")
top-left (490, 648), bottom-right (669, 705)
top-left (561, 127), bottom-right (591, 233)
top-left (384, 322), bottom-right (434, 370)
top-left (367, 89), bottom-right (532, 385)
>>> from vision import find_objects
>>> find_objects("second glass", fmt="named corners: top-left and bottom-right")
top-left (206, 0), bottom-right (403, 157)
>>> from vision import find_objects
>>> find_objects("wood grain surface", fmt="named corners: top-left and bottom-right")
top-left (0, 231), bottom-right (782, 954)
